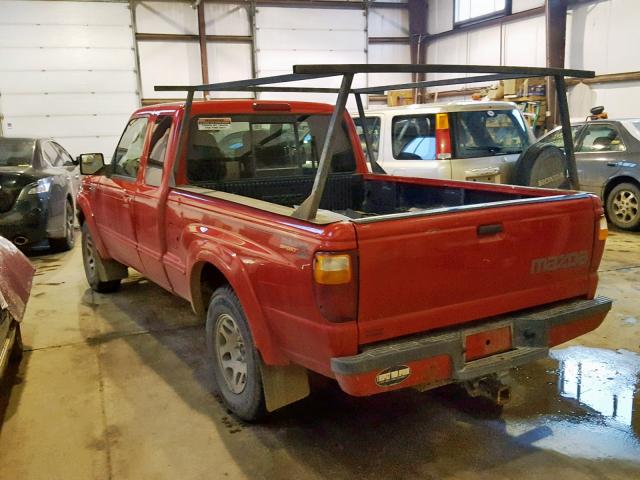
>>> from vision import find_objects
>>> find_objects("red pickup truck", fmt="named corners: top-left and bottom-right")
top-left (76, 99), bottom-right (611, 420)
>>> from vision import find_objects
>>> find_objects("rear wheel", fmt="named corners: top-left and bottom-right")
top-left (206, 286), bottom-right (265, 421)
top-left (10, 322), bottom-right (23, 362)
top-left (49, 199), bottom-right (75, 251)
top-left (81, 223), bottom-right (121, 293)
top-left (606, 182), bottom-right (640, 231)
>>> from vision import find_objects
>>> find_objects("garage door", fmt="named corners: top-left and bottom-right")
top-left (255, 6), bottom-right (367, 105)
top-left (0, 1), bottom-right (139, 158)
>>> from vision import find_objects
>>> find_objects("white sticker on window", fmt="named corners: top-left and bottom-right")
top-left (197, 118), bottom-right (232, 131)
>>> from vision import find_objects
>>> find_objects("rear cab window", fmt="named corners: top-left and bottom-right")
top-left (452, 109), bottom-right (530, 158)
top-left (184, 114), bottom-right (356, 185)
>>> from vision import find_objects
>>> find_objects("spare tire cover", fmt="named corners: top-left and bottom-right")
top-left (514, 143), bottom-right (570, 189)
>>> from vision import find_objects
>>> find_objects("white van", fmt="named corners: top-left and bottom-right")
top-left (353, 101), bottom-right (535, 183)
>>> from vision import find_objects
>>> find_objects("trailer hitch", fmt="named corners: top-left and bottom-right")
top-left (463, 373), bottom-right (512, 406)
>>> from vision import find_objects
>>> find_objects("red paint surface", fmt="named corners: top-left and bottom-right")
top-left (465, 325), bottom-right (512, 362)
top-left (77, 99), bottom-right (609, 389)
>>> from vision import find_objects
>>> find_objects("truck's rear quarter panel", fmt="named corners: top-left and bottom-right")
top-left (163, 189), bottom-right (360, 374)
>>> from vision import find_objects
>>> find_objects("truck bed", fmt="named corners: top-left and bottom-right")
top-left (186, 172), bottom-right (534, 220)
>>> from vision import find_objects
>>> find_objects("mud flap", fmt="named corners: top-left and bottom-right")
top-left (260, 361), bottom-right (310, 412)
top-left (96, 256), bottom-right (128, 282)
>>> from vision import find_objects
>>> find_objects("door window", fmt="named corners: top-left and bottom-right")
top-left (41, 141), bottom-right (62, 167)
top-left (577, 124), bottom-right (626, 152)
top-left (392, 115), bottom-right (437, 160)
top-left (145, 116), bottom-right (173, 186)
top-left (541, 126), bottom-right (581, 148)
top-left (52, 142), bottom-right (75, 167)
top-left (113, 117), bottom-right (149, 179)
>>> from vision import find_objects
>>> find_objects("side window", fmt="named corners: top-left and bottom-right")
top-left (541, 126), bottom-right (581, 148)
top-left (41, 141), bottom-right (62, 167)
top-left (577, 124), bottom-right (626, 153)
top-left (353, 116), bottom-right (381, 161)
top-left (145, 116), bottom-right (173, 186)
top-left (52, 143), bottom-right (75, 167)
top-left (113, 117), bottom-right (149, 179)
top-left (392, 115), bottom-right (436, 160)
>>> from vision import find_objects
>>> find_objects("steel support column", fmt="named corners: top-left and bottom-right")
top-left (197, 2), bottom-right (210, 88)
top-left (546, 0), bottom-right (568, 128)
top-left (408, 0), bottom-right (427, 103)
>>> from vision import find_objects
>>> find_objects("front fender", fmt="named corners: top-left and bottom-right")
top-left (76, 192), bottom-right (110, 258)
top-left (185, 233), bottom-right (288, 366)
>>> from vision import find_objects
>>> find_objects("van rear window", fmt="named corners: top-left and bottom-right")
top-left (185, 114), bottom-right (355, 184)
top-left (452, 109), bottom-right (530, 159)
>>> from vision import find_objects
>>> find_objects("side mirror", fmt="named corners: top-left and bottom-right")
top-left (590, 106), bottom-right (605, 116)
top-left (79, 153), bottom-right (105, 175)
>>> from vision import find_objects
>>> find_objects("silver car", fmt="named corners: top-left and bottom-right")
top-left (538, 119), bottom-right (640, 231)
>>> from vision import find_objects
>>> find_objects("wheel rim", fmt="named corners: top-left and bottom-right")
top-left (65, 203), bottom-right (74, 244)
top-left (612, 189), bottom-right (639, 225)
top-left (215, 313), bottom-right (248, 394)
top-left (84, 232), bottom-right (96, 280)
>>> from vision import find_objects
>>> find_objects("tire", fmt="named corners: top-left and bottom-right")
top-left (206, 286), bottom-right (265, 421)
top-left (81, 222), bottom-right (121, 293)
top-left (514, 144), bottom-right (570, 189)
top-left (49, 199), bottom-right (76, 251)
top-left (606, 182), bottom-right (640, 231)
top-left (10, 322), bottom-right (23, 362)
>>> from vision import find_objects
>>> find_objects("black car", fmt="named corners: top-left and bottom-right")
top-left (0, 137), bottom-right (79, 250)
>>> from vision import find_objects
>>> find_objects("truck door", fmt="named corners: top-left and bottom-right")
top-left (131, 114), bottom-right (174, 291)
top-left (93, 116), bottom-right (148, 272)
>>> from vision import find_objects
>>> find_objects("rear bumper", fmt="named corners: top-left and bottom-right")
top-left (331, 296), bottom-right (612, 396)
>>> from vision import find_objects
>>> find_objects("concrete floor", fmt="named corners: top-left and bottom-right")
top-left (0, 230), bottom-right (638, 480)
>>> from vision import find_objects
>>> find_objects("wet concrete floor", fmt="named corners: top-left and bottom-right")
top-left (0, 230), bottom-right (638, 479)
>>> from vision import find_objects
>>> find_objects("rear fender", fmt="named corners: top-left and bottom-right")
top-left (185, 234), bottom-right (288, 366)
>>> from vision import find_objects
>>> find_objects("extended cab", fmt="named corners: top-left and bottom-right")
top-left (76, 99), bottom-right (611, 420)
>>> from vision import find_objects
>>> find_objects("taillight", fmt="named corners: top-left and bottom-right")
top-left (313, 252), bottom-right (358, 323)
top-left (435, 113), bottom-right (452, 160)
top-left (598, 215), bottom-right (608, 241)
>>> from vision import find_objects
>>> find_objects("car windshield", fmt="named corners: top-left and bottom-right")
top-left (0, 138), bottom-right (35, 167)
top-left (452, 109), bottom-right (530, 158)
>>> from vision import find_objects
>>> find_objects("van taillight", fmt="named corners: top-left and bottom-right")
top-left (435, 113), bottom-right (452, 160)
top-left (313, 252), bottom-right (358, 323)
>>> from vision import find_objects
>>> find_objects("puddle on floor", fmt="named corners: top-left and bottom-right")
top-left (507, 346), bottom-right (640, 462)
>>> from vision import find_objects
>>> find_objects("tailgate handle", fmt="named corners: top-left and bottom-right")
top-left (477, 223), bottom-right (503, 236)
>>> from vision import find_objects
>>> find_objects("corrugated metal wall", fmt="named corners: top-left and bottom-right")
top-left (0, 1), bottom-right (139, 157)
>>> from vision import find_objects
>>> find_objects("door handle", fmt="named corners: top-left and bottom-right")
top-left (123, 193), bottom-right (132, 202)
top-left (477, 223), bottom-right (503, 236)
top-left (607, 162), bottom-right (619, 167)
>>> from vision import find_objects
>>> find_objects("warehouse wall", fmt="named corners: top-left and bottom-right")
top-left (0, 1), bottom-right (139, 157)
top-left (425, 0), bottom-right (640, 120)
top-left (135, 1), bottom-right (253, 100)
